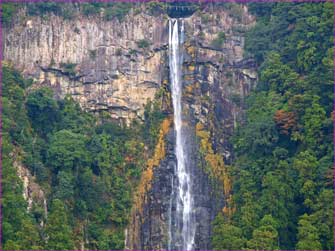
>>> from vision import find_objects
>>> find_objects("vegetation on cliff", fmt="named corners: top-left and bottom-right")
top-left (212, 2), bottom-right (334, 250)
top-left (1, 64), bottom-right (165, 249)
top-left (1, 1), bottom-right (333, 250)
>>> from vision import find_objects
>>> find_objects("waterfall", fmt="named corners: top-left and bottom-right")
top-left (168, 18), bottom-right (196, 251)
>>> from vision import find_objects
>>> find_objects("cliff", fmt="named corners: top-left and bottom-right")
top-left (3, 4), bottom-right (257, 250)
top-left (3, 8), bottom-right (168, 124)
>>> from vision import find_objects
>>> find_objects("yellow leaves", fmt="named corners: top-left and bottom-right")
top-left (2, 60), bottom-right (12, 67)
top-left (222, 194), bottom-right (236, 221)
top-left (132, 117), bottom-right (172, 215)
top-left (188, 64), bottom-right (195, 71)
top-left (185, 41), bottom-right (196, 58)
top-left (196, 122), bottom-right (231, 198)
top-left (184, 74), bottom-right (193, 81)
top-left (185, 84), bottom-right (194, 94)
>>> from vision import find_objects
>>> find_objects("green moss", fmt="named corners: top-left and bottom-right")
top-left (60, 62), bottom-right (77, 76)
top-left (136, 39), bottom-right (151, 49)
top-left (89, 49), bottom-right (97, 60)
top-left (211, 31), bottom-right (226, 49)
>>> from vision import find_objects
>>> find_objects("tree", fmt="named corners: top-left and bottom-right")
top-left (247, 215), bottom-right (279, 250)
top-left (212, 214), bottom-right (246, 249)
top-left (45, 199), bottom-right (75, 250)
top-left (54, 171), bottom-right (75, 204)
top-left (296, 214), bottom-right (322, 250)
top-left (26, 87), bottom-right (60, 136)
top-left (47, 130), bottom-right (88, 171)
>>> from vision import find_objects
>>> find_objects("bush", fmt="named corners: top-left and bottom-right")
top-left (60, 62), bottom-right (77, 75)
top-left (103, 3), bottom-right (132, 21)
top-left (136, 39), bottom-right (150, 49)
top-left (82, 3), bottom-right (103, 16)
top-left (1, 3), bottom-right (18, 25)
top-left (27, 2), bottom-right (62, 16)
top-left (147, 1), bottom-right (165, 16)
top-left (89, 49), bottom-right (97, 59)
top-left (211, 31), bottom-right (226, 49)
top-left (115, 48), bottom-right (122, 56)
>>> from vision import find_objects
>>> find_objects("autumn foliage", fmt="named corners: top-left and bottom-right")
top-left (274, 110), bottom-right (297, 135)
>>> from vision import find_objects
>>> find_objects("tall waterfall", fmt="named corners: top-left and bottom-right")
top-left (168, 18), bottom-right (196, 251)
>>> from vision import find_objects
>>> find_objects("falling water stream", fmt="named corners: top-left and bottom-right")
top-left (168, 18), bottom-right (195, 251)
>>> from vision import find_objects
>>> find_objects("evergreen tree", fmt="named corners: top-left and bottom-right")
top-left (45, 199), bottom-right (75, 250)
top-left (296, 214), bottom-right (322, 250)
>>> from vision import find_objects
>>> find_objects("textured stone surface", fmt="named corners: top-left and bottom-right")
top-left (12, 151), bottom-right (48, 226)
top-left (126, 5), bottom-right (257, 250)
top-left (4, 4), bottom-right (257, 250)
top-left (3, 10), bottom-right (169, 124)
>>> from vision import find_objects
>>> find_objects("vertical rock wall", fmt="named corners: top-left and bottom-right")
top-left (126, 5), bottom-right (257, 250)
top-left (3, 4), bottom-right (257, 250)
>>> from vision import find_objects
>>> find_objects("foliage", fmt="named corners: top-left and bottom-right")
top-left (147, 1), bottom-right (166, 16)
top-left (60, 62), bottom-right (77, 76)
top-left (89, 49), bottom-right (97, 59)
top-left (26, 88), bottom-right (59, 136)
top-left (136, 39), bottom-right (151, 49)
top-left (211, 31), bottom-right (226, 49)
top-left (2, 64), bottom-right (164, 249)
top-left (213, 2), bottom-right (334, 250)
top-left (2, 65), bottom-right (42, 250)
top-left (45, 200), bottom-right (75, 250)
top-left (81, 2), bottom-right (133, 21)
top-left (247, 215), bottom-right (279, 250)
top-left (212, 214), bottom-right (246, 250)
top-left (1, 3), bottom-right (18, 25)
top-left (296, 214), bottom-right (322, 250)
top-left (103, 2), bottom-right (132, 21)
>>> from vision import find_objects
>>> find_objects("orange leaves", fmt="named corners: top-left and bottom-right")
top-left (132, 117), bottom-right (172, 215)
top-left (196, 122), bottom-right (231, 197)
top-left (274, 109), bottom-right (297, 135)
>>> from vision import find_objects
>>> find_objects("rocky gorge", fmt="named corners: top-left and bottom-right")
top-left (3, 3), bottom-right (257, 249)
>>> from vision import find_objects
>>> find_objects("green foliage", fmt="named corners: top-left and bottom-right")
top-left (26, 88), bottom-right (59, 136)
top-left (60, 62), bottom-right (77, 76)
top-left (89, 49), bottom-right (97, 59)
top-left (147, 1), bottom-right (166, 16)
top-left (47, 130), bottom-right (88, 171)
top-left (213, 2), bottom-right (333, 250)
top-left (2, 65), bottom-right (163, 249)
top-left (103, 3), bottom-right (132, 21)
top-left (247, 215), bottom-right (279, 250)
top-left (27, 2), bottom-right (61, 16)
top-left (296, 214), bottom-right (322, 250)
top-left (136, 39), bottom-right (151, 49)
top-left (82, 3), bottom-right (103, 16)
top-left (81, 2), bottom-right (133, 21)
top-left (143, 99), bottom-right (165, 150)
top-left (211, 31), bottom-right (226, 49)
top-left (2, 65), bottom-right (42, 249)
top-left (1, 3), bottom-right (18, 25)
top-left (212, 214), bottom-right (246, 249)
top-left (45, 199), bottom-right (75, 250)
top-left (26, 2), bottom-right (74, 20)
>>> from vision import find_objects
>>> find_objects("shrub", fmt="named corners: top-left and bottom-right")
top-left (103, 3), bottom-right (132, 21)
top-left (136, 39), bottom-right (150, 49)
top-left (89, 49), bottom-right (97, 59)
top-left (115, 48), bottom-right (122, 56)
top-left (211, 31), bottom-right (226, 49)
top-left (60, 62), bottom-right (77, 75)
top-left (1, 3), bottom-right (18, 25)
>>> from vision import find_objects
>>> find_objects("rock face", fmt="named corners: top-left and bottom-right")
top-left (11, 150), bottom-right (48, 226)
top-left (3, 9), bottom-right (169, 124)
top-left (126, 5), bottom-right (257, 250)
top-left (3, 4), bottom-right (257, 250)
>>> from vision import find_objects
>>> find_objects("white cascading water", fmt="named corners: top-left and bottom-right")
top-left (168, 18), bottom-right (195, 251)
